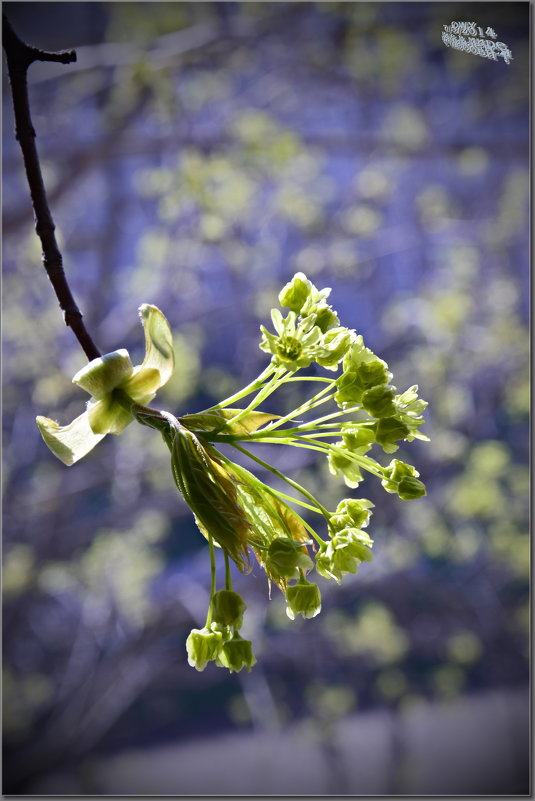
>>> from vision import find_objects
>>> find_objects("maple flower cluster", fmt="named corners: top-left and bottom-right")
top-left (36, 273), bottom-right (429, 673)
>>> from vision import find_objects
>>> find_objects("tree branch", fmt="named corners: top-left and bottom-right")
top-left (2, 14), bottom-right (101, 361)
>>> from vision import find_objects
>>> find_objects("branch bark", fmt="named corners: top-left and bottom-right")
top-left (2, 14), bottom-right (101, 361)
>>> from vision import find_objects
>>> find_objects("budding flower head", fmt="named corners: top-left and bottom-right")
top-left (216, 632), bottom-right (257, 673)
top-left (211, 590), bottom-right (247, 629)
top-left (186, 626), bottom-right (223, 671)
top-left (285, 579), bottom-right (322, 620)
top-left (340, 424), bottom-right (376, 452)
top-left (265, 537), bottom-right (314, 582)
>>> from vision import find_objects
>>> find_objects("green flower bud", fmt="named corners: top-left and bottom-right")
top-left (72, 349), bottom-right (134, 399)
top-left (358, 358), bottom-right (391, 389)
top-left (315, 529), bottom-right (373, 584)
top-left (279, 272), bottom-right (313, 312)
top-left (392, 385), bottom-right (429, 440)
top-left (334, 369), bottom-right (364, 406)
top-left (361, 385), bottom-right (397, 418)
top-left (216, 633), bottom-right (257, 673)
top-left (307, 302), bottom-right (339, 333)
top-left (316, 327), bottom-right (355, 370)
top-left (211, 590), bottom-right (247, 629)
top-left (285, 579), bottom-right (322, 620)
top-left (398, 476), bottom-right (427, 500)
top-left (340, 425), bottom-right (376, 452)
top-left (381, 458), bottom-right (420, 494)
top-left (186, 626), bottom-right (223, 671)
top-left (333, 498), bottom-right (374, 530)
top-left (266, 538), bottom-right (314, 581)
top-left (375, 417), bottom-right (411, 453)
top-left (327, 444), bottom-right (363, 488)
top-left (335, 336), bottom-right (393, 408)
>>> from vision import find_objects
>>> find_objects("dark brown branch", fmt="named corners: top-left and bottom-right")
top-left (2, 14), bottom-right (101, 361)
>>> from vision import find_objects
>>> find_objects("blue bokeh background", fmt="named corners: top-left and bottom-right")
top-left (3, 2), bottom-right (529, 794)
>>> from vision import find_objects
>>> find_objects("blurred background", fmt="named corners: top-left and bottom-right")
top-left (2, 2), bottom-right (530, 795)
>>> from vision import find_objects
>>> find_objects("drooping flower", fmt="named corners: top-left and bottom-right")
top-left (216, 632), bottom-right (257, 673)
top-left (211, 590), bottom-right (247, 629)
top-left (36, 304), bottom-right (175, 465)
top-left (186, 626), bottom-right (224, 671)
top-left (265, 537), bottom-right (314, 583)
top-left (316, 528), bottom-right (373, 584)
top-left (381, 458), bottom-right (427, 499)
top-left (327, 428), bottom-right (376, 489)
top-left (330, 497), bottom-right (375, 531)
top-left (285, 579), bottom-right (322, 620)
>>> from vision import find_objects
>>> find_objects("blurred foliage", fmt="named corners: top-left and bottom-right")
top-left (2, 1), bottom-right (529, 794)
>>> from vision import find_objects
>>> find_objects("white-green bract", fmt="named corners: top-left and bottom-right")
top-left (36, 273), bottom-right (429, 673)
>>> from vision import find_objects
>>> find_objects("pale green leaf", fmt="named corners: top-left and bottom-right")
top-left (121, 304), bottom-right (174, 401)
top-left (36, 411), bottom-right (105, 466)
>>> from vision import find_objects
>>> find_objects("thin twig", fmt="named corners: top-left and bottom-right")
top-left (2, 14), bottom-right (101, 361)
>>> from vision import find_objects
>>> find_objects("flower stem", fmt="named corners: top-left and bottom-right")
top-left (224, 551), bottom-right (232, 591)
top-left (290, 436), bottom-right (386, 480)
top-left (221, 367), bottom-right (288, 430)
top-left (265, 387), bottom-right (336, 431)
top-left (206, 532), bottom-right (217, 627)
top-left (231, 442), bottom-right (331, 522)
top-left (206, 364), bottom-right (276, 410)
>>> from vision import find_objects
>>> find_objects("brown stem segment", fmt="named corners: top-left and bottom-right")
top-left (2, 14), bottom-right (101, 361)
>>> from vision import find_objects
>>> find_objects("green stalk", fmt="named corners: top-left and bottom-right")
top-left (283, 376), bottom-right (334, 384)
top-left (205, 364), bottom-right (276, 411)
top-left (216, 451), bottom-right (325, 547)
top-left (299, 404), bottom-right (365, 429)
top-left (264, 387), bottom-right (336, 432)
top-left (222, 367), bottom-right (289, 430)
top-left (290, 436), bottom-right (386, 481)
top-left (231, 442), bottom-right (331, 522)
top-left (205, 531), bottom-right (217, 627)
top-left (224, 551), bottom-right (232, 591)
